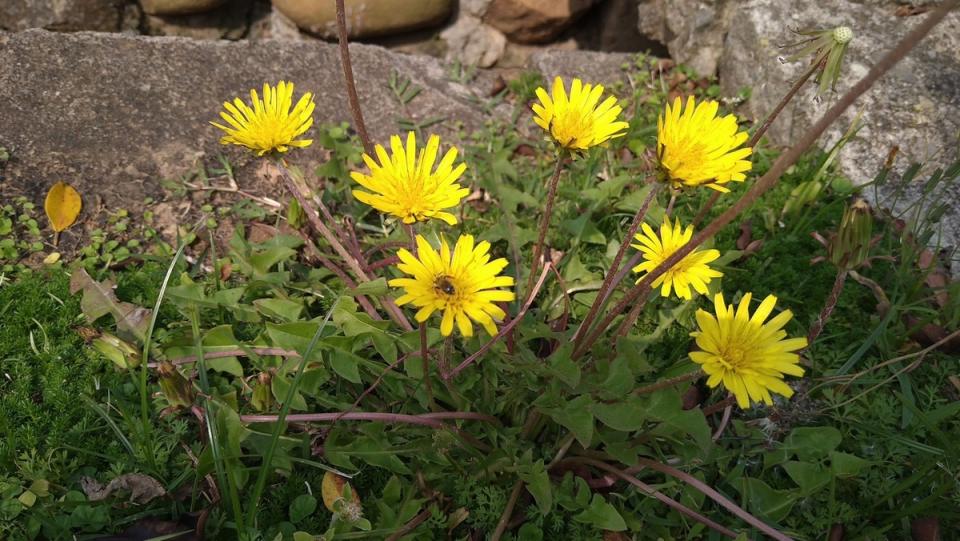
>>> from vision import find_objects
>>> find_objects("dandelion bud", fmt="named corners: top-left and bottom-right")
top-left (831, 197), bottom-right (873, 269)
top-left (781, 25), bottom-right (855, 95)
top-left (832, 26), bottom-right (854, 45)
top-left (251, 372), bottom-right (273, 412)
top-left (92, 333), bottom-right (140, 369)
top-left (157, 361), bottom-right (195, 409)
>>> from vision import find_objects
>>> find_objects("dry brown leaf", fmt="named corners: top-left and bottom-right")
top-left (321, 471), bottom-right (359, 512)
top-left (44, 181), bottom-right (82, 233)
top-left (81, 473), bottom-right (166, 504)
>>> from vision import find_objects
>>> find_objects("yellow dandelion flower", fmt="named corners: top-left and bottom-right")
top-left (389, 234), bottom-right (516, 337)
top-left (658, 96), bottom-right (752, 192)
top-left (351, 132), bottom-right (469, 226)
top-left (532, 77), bottom-right (629, 150)
top-left (691, 293), bottom-right (807, 409)
top-left (631, 218), bottom-right (722, 300)
top-left (211, 81), bottom-right (315, 156)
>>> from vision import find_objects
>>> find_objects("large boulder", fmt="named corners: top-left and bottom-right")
top-left (483, 0), bottom-right (601, 43)
top-left (440, 13), bottom-right (507, 68)
top-left (0, 0), bottom-right (127, 32)
top-left (0, 30), bottom-right (498, 208)
top-left (528, 49), bottom-right (634, 90)
top-left (637, 0), bottom-right (731, 76)
top-left (140, 0), bottom-right (225, 16)
top-left (271, 0), bottom-right (453, 39)
top-left (719, 0), bottom-right (960, 248)
top-left (142, 0), bottom-right (263, 40)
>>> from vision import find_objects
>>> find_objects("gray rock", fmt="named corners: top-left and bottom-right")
top-left (142, 0), bottom-right (263, 40)
top-left (637, 0), bottom-right (731, 76)
top-left (0, 0), bottom-right (126, 32)
top-left (719, 0), bottom-right (960, 251)
top-left (440, 14), bottom-right (506, 68)
top-left (528, 49), bottom-right (635, 89)
top-left (0, 30), bottom-right (497, 208)
top-left (140, 0), bottom-right (226, 16)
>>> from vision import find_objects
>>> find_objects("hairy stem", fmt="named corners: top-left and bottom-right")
top-left (490, 480), bottom-right (524, 541)
top-left (634, 457), bottom-right (794, 541)
top-left (559, 458), bottom-right (737, 538)
top-left (526, 157), bottom-right (565, 297)
top-left (807, 268), bottom-right (848, 346)
top-left (278, 162), bottom-right (413, 331)
top-left (446, 264), bottom-right (553, 380)
top-left (633, 369), bottom-right (704, 396)
top-left (693, 58), bottom-right (823, 227)
top-left (240, 411), bottom-right (498, 427)
top-left (575, 3), bottom-right (956, 356)
top-left (574, 183), bottom-right (658, 343)
top-left (335, 0), bottom-right (372, 154)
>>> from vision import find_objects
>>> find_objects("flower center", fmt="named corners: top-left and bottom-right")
top-left (719, 345), bottom-right (749, 370)
top-left (552, 110), bottom-right (592, 147)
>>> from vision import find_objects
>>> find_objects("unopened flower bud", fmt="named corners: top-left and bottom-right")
top-left (831, 198), bottom-right (873, 269)
top-left (157, 361), bottom-right (195, 409)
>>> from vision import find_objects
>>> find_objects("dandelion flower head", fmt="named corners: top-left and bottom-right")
top-left (211, 81), bottom-right (315, 156)
top-left (390, 235), bottom-right (515, 337)
top-left (532, 77), bottom-right (629, 150)
top-left (351, 132), bottom-right (469, 225)
top-left (658, 96), bottom-right (752, 192)
top-left (632, 218), bottom-right (722, 300)
top-left (691, 293), bottom-right (807, 409)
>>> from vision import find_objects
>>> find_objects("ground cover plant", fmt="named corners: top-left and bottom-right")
top-left (1, 2), bottom-right (959, 540)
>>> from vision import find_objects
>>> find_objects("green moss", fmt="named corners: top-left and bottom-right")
top-left (0, 270), bottom-right (123, 468)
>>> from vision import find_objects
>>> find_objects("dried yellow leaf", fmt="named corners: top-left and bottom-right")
top-left (44, 181), bottom-right (82, 233)
top-left (321, 471), bottom-right (359, 512)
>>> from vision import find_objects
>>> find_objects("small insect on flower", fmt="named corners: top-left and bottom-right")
top-left (351, 132), bottom-right (470, 225)
top-left (657, 96), bottom-right (752, 192)
top-left (389, 235), bottom-right (516, 337)
top-left (690, 293), bottom-right (807, 409)
top-left (211, 81), bottom-right (315, 156)
top-left (532, 77), bottom-right (630, 151)
top-left (631, 218), bottom-right (722, 300)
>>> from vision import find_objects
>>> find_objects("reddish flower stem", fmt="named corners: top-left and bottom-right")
top-left (560, 458), bottom-right (737, 538)
top-left (526, 157), bottom-right (565, 298)
top-left (573, 3), bottom-right (956, 356)
top-left (693, 58), bottom-right (823, 227)
top-left (335, 0), bottom-right (373, 155)
top-left (807, 268), bottom-right (848, 345)
top-left (573, 183), bottom-right (658, 343)
top-left (446, 264), bottom-right (553, 380)
top-left (240, 411), bottom-right (498, 427)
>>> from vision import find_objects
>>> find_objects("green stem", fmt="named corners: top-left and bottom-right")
top-left (248, 296), bottom-right (341, 526)
top-left (190, 306), bottom-right (244, 532)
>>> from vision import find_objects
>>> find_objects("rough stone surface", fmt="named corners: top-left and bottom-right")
top-left (143, 0), bottom-right (264, 39)
top-left (272, 0), bottom-right (453, 39)
top-left (140, 0), bottom-right (225, 16)
top-left (528, 49), bottom-right (634, 89)
top-left (484, 0), bottom-right (600, 43)
top-left (440, 13), bottom-right (506, 68)
top-left (720, 0), bottom-right (960, 249)
top-left (574, 0), bottom-right (656, 53)
top-left (0, 0), bottom-right (126, 32)
top-left (637, 0), bottom-right (731, 76)
top-left (0, 30), bottom-right (498, 208)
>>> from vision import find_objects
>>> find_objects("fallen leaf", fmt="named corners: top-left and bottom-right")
top-left (69, 268), bottom-right (152, 341)
top-left (44, 181), bottom-right (82, 233)
top-left (81, 473), bottom-right (166, 504)
top-left (43, 252), bottom-right (61, 265)
top-left (322, 471), bottom-right (359, 512)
